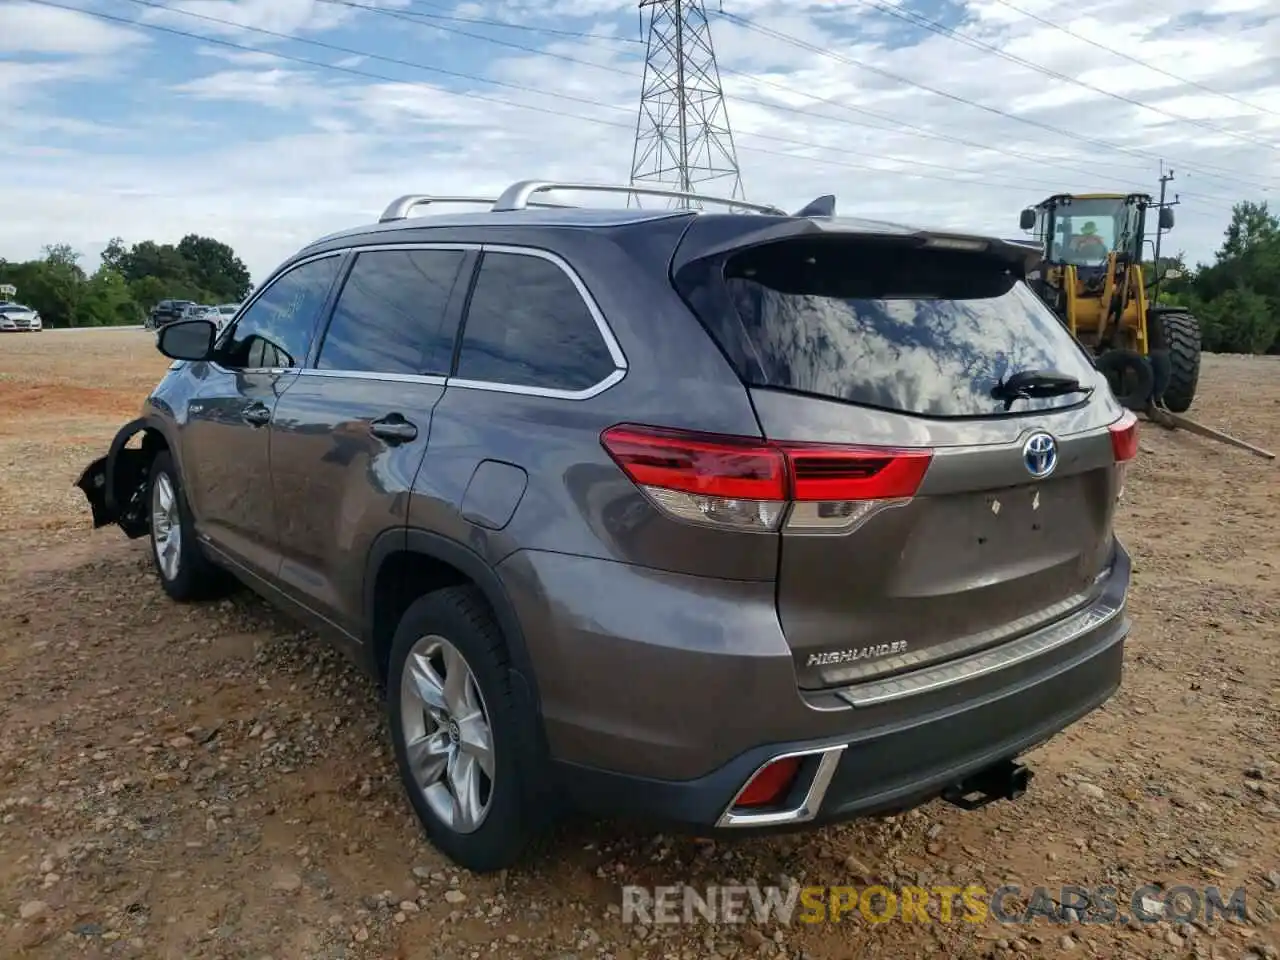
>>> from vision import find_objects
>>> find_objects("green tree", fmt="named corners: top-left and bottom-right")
top-left (177, 234), bottom-right (252, 301)
top-left (0, 232), bottom-right (251, 327)
top-left (81, 267), bottom-right (141, 326)
top-left (100, 237), bottom-right (128, 275)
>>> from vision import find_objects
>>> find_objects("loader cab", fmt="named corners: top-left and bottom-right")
top-left (1020, 194), bottom-right (1165, 270)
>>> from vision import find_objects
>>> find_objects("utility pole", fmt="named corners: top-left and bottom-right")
top-left (1151, 163), bottom-right (1180, 305)
top-left (628, 0), bottom-right (745, 208)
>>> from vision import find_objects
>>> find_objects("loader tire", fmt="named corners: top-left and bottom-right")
top-left (1153, 310), bottom-right (1201, 413)
top-left (1094, 348), bottom-right (1153, 412)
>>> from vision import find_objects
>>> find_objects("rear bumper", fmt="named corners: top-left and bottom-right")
top-left (540, 542), bottom-right (1131, 832)
top-left (554, 606), bottom-right (1125, 831)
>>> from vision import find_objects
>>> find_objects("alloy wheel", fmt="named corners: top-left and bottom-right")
top-left (151, 472), bottom-right (181, 581)
top-left (399, 634), bottom-right (495, 833)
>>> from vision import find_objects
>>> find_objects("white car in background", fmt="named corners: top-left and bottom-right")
top-left (0, 302), bottom-right (42, 332)
top-left (213, 303), bottom-right (239, 332)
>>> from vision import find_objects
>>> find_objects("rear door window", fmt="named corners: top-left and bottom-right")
top-left (694, 238), bottom-right (1097, 418)
top-left (454, 250), bottom-right (617, 392)
top-left (317, 248), bottom-right (468, 376)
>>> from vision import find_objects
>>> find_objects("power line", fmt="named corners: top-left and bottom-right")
top-left (313, 0), bottom-right (641, 77)
top-left (715, 10), bottom-right (1280, 195)
top-left (850, 0), bottom-right (1280, 152)
top-left (984, 0), bottom-right (1280, 121)
top-left (98, 0), bottom-right (1141, 196)
top-left (394, 0), bottom-right (645, 46)
top-left (307, 0), bottom-right (1243, 202)
top-left (21, 0), bottom-right (1238, 220)
top-left (118, 0), bottom-right (628, 117)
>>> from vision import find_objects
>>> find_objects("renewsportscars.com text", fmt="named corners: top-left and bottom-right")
top-left (621, 883), bottom-right (1248, 927)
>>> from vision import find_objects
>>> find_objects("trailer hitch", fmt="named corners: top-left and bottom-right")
top-left (941, 760), bottom-right (1033, 811)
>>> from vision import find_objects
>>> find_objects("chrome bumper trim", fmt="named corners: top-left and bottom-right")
top-left (835, 599), bottom-right (1125, 709)
top-left (715, 745), bottom-right (847, 828)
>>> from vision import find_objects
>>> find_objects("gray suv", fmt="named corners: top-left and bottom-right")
top-left (77, 179), bottom-right (1138, 873)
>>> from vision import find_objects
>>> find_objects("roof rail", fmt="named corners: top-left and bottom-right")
top-left (491, 180), bottom-right (788, 216)
top-left (378, 194), bottom-right (571, 223)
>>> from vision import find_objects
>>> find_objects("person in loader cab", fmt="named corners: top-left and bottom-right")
top-left (1070, 221), bottom-right (1109, 261)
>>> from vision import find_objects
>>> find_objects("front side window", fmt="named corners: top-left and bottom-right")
top-left (455, 251), bottom-right (616, 391)
top-left (217, 255), bottom-right (341, 370)
top-left (317, 248), bottom-right (467, 376)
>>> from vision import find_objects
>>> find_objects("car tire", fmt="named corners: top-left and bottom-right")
top-left (386, 586), bottom-right (543, 873)
top-left (147, 450), bottom-right (230, 601)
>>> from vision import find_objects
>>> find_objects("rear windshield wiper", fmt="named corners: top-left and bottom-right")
top-left (990, 369), bottom-right (1093, 410)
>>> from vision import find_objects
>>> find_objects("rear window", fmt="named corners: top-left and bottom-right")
top-left (686, 237), bottom-right (1098, 418)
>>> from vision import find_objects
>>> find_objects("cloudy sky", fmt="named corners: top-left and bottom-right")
top-left (1, 0), bottom-right (1277, 285)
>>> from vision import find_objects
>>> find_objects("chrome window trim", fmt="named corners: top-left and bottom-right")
top-left (449, 367), bottom-right (626, 400)
top-left (296, 369), bottom-right (447, 386)
top-left (210, 241), bottom-right (629, 401)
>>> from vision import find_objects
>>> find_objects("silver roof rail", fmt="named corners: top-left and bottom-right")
top-left (491, 180), bottom-right (788, 216)
top-left (379, 194), bottom-right (572, 223)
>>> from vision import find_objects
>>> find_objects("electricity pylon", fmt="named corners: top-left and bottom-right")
top-left (628, 0), bottom-right (745, 207)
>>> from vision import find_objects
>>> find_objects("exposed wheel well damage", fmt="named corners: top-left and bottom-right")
top-left (75, 418), bottom-right (172, 536)
top-left (111, 426), bottom-right (171, 538)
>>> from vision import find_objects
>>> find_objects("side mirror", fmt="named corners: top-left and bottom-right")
top-left (157, 318), bottom-right (216, 361)
top-left (1158, 207), bottom-right (1175, 231)
top-left (1019, 208), bottom-right (1036, 231)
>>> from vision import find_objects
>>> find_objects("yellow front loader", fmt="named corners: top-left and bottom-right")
top-left (1018, 192), bottom-right (1201, 413)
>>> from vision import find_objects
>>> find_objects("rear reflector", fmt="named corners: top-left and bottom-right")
top-left (1108, 410), bottom-right (1139, 462)
top-left (600, 424), bottom-right (933, 509)
top-left (735, 756), bottom-right (802, 808)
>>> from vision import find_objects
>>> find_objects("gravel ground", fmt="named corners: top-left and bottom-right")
top-left (1, 329), bottom-right (1277, 960)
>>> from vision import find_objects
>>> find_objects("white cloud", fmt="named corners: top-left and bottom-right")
top-left (0, 0), bottom-right (1278, 286)
top-left (141, 0), bottom-right (353, 37)
top-left (0, 2), bottom-right (146, 55)
top-left (173, 68), bottom-right (335, 109)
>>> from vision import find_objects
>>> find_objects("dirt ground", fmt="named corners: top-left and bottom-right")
top-left (0, 328), bottom-right (1276, 960)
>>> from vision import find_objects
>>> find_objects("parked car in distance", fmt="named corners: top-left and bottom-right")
top-left (0, 302), bottom-right (43, 332)
top-left (147, 299), bottom-right (195, 329)
top-left (76, 178), bottom-right (1139, 875)
top-left (213, 303), bottom-right (240, 332)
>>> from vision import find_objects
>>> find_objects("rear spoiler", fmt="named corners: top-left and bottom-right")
top-left (671, 216), bottom-right (1044, 278)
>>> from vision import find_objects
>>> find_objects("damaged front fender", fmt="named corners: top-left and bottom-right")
top-left (74, 417), bottom-right (161, 539)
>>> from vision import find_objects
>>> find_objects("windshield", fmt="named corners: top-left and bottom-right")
top-left (1046, 198), bottom-right (1138, 267)
top-left (0, 304), bottom-right (31, 314)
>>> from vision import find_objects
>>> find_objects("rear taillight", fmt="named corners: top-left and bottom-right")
top-left (1109, 410), bottom-right (1139, 462)
top-left (600, 423), bottom-right (933, 533)
top-left (1108, 410), bottom-right (1139, 499)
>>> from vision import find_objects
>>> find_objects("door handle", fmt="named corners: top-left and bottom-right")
top-left (370, 413), bottom-right (418, 444)
top-left (242, 402), bottom-right (271, 426)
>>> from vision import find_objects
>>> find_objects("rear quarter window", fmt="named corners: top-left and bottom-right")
top-left (454, 250), bottom-right (617, 393)
top-left (683, 237), bottom-right (1098, 418)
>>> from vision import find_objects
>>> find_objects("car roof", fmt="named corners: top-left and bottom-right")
top-left (288, 179), bottom-right (1035, 274)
